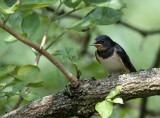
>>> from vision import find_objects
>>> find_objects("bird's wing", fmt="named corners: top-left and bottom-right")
top-left (95, 51), bottom-right (101, 64)
top-left (115, 44), bottom-right (136, 72)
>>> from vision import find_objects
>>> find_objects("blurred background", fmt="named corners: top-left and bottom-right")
top-left (0, 0), bottom-right (160, 117)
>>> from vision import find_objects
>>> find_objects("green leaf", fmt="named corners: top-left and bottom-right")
top-left (83, 0), bottom-right (109, 4)
top-left (64, 0), bottom-right (82, 8)
top-left (17, 65), bottom-right (43, 83)
top-left (83, 0), bottom-right (126, 10)
top-left (0, 83), bottom-right (7, 87)
top-left (70, 7), bottom-right (121, 31)
top-left (106, 86), bottom-right (122, 99)
top-left (28, 82), bottom-right (44, 88)
top-left (112, 98), bottom-right (123, 104)
top-left (0, 0), bottom-right (19, 14)
top-left (8, 11), bottom-right (23, 26)
top-left (21, 12), bottom-right (40, 38)
top-left (4, 34), bottom-right (17, 43)
top-left (12, 82), bottom-right (28, 93)
top-left (52, 50), bottom-right (65, 56)
top-left (17, 0), bottom-right (58, 10)
top-left (69, 19), bottom-right (96, 32)
top-left (0, 65), bottom-right (16, 77)
top-left (95, 100), bottom-right (113, 118)
top-left (70, 55), bottom-right (78, 64)
top-left (19, 92), bottom-right (40, 101)
top-left (4, 0), bottom-right (18, 7)
top-left (65, 47), bottom-right (73, 56)
top-left (105, 0), bottom-right (126, 10)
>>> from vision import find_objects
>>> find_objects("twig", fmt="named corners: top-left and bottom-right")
top-left (0, 21), bottom-right (78, 87)
top-left (117, 21), bottom-right (160, 36)
top-left (146, 110), bottom-right (160, 116)
top-left (51, 7), bottom-right (86, 21)
top-left (45, 32), bottom-right (65, 50)
top-left (7, 73), bottom-right (16, 79)
top-left (13, 20), bottom-right (52, 110)
top-left (80, 32), bottom-right (91, 55)
top-left (46, 7), bottom-right (160, 36)
top-left (2, 14), bottom-right (10, 27)
top-left (68, 56), bottom-right (81, 79)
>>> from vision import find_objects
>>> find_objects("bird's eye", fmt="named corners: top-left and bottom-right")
top-left (100, 40), bottom-right (104, 44)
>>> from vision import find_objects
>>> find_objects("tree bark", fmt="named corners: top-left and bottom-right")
top-left (1, 68), bottom-right (160, 118)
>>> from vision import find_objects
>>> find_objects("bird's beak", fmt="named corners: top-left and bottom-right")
top-left (90, 43), bottom-right (96, 46)
top-left (90, 42), bottom-right (101, 46)
top-left (90, 40), bottom-right (98, 46)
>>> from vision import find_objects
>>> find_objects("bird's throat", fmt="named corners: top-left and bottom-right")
top-left (95, 45), bottom-right (107, 51)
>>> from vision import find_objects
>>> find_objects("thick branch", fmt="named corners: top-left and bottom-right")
top-left (2, 68), bottom-right (160, 118)
top-left (0, 22), bottom-right (78, 87)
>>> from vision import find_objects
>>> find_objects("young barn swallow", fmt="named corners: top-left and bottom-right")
top-left (91, 35), bottom-right (136, 75)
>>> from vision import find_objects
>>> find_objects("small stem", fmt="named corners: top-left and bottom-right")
top-left (12, 87), bottom-right (29, 110)
top-left (53, 0), bottom-right (63, 18)
top-left (3, 14), bottom-right (10, 25)
top-left (0, 19), bottom-right (78, 88)
top-left (13, 19), bottom-right (51, 110)
top-left (8, 73), bottom-right (16, 79)
top-left (68, 56), bottom-right (81, 79)
top-left (45, 31), bottom-right (65, 50)
top-left (52, 7), bottom-right (83, 21)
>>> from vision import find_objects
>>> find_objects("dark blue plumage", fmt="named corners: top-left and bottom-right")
top-left (91, 35), bottom-right (136, 75)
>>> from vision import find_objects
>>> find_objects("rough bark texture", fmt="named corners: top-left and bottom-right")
top-left (2, 68), bottom-right (160, 118)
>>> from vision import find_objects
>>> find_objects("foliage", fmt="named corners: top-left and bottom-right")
top-left (95, 86), bottom-right (123, 118)
top-left (0, 0), bottom-right (160, 117)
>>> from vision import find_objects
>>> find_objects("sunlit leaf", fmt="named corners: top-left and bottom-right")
top-left (112, 98), bottom-right (123, 104)
top-left (0, 83), bottom-right (7, 87)
top-left (105, 0), bottom-right (126, 10)
top-left (106, 86), bottom-right (122, 99)
top-left (0, 65), bottom-right (16, 77)
top-left (0, 0), bottom-right (19, 14)
top-left (95, 100), bottom-right (113, 118)
top-left (21, 12), bottom-right (40, 38)
top-left (70, 7), bottom-right (121, 31)
top-left (12, 82), bottom-right (28, 93)
top-left (64, 0), bottom-right (82, 8)
top-left (17, 65), bottom-right (43, 83)
top-left (17, 0), bottom-right (58, 10)
top-left (4, 34), bottom-right (17, 43)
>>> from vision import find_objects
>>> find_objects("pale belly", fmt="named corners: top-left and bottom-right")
top-left (96, 51), bottom-right (129, 75)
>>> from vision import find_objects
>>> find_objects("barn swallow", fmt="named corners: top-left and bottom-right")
top-left (90, 35), bottom-right (136, 75)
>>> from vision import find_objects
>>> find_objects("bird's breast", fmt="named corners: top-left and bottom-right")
top-left (96, 50), bottom-right (129, 74)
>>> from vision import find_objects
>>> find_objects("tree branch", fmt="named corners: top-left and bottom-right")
top-left (0, 22), bottom-right (78, 87)
top-left (117, 21), bottom-right (160, 36)
top-left (46, 7), bottom-right (160, 36)
top-left (2, 68), bottom-right (160, 118)
top-left (13, 19), bottom-right (52, 110)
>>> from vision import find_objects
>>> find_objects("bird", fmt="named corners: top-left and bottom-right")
top-left (90, 35), bottom-right (136, 76)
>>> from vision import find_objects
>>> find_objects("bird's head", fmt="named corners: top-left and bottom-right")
top-left (90, 35), bottom-right (114, 51)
